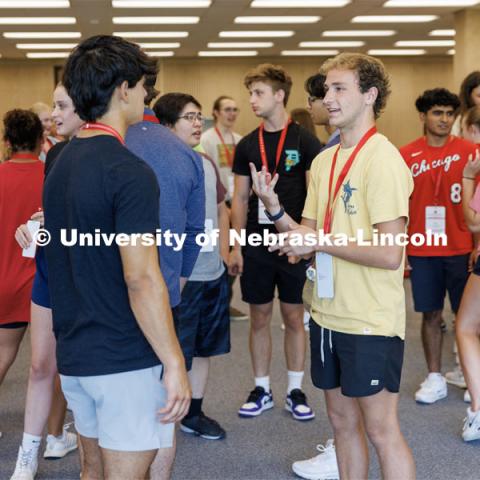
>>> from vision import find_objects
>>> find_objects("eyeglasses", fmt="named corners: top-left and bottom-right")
top-left (307, 96), bottom-right (322, 105)
top-left (221, 107), bottom-right (239, 114)
top-left (178, 112), bottom-right (204, 123)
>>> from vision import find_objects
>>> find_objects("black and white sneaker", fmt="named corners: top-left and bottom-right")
top-left (180, 413), bottom-right (226, 440)
top-left (238, 386), bottom-right (274, 417)
top-left (285, 389), bottom-right (315, 421)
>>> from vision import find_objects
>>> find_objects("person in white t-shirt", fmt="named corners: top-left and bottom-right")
top-left (201, 96), bottom-right (247, 322)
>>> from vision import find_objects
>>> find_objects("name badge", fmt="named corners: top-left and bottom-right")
top-left (258, 199), bottom-right (274, 224)
top-left (425, 206), bottom-right (446, 235)
top-left (228, 174), bottom-right (234, 199)
top-left (200, 218), bottom-right (215, 253)
top-left (315, 252), bottom-right (334, 299)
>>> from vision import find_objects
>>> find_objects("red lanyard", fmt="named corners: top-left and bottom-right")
top-left (143, 113), bottom-right (159, 124)
top-left (215, 126), bottom-right (236, 167)
top-left (10, 153), bottom-right (39, 162)
top-left (258, 118), bottom-right (291, 175)
top-left (323, 126), bottom-right (377, 233)
top-left (423, 136), bottom-right (452, 204)
top-left (82, 122), bottom-right (125, 146)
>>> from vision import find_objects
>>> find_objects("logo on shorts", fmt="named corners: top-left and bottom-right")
top-left (371, 379), bottom-right (379, 386)
top-left (341, 180), bottom-right (358, 215)
top-left (284, 149), bottom-right (300, 171)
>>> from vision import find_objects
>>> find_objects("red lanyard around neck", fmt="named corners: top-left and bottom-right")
top-left (323, 126), bottom-right (377, 233)
top-left (143, 113), bottom-right (159, 124)
top-left (215, 126), bottom-right (236, 167)
top-left (258, 118), bottom-right (291, 175)
top-left (423, 135), bottom-right (452, 203)
top-left (82, 122), bottom-right (125, 146)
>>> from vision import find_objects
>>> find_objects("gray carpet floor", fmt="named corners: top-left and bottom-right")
top-left (0, 280), bottom-right (478, 480)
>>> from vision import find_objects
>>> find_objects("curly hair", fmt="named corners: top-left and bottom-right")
top-left (415, 88), bottom-right (460, 113)
top-left (459, 71), bottom-right (480, 114)
top-left (3, 109), bottom-right (43, 154)
top-left (244, 63), bottom-right (292, 106)
top-left (320, 53), bottom-right (391, 119)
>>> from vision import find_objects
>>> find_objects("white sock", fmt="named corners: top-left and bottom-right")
top-left (287, 370), bottom-right (304, 394)
top-left (255, 376), bottom-right (270, 392)
top-left (428, 372), bottom-right (443, 381)
top-left (22, 432), bottom-right (42, 452)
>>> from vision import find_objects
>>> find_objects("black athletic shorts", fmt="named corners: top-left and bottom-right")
top-left (473, 256), bottom-right (480, 277)
top-left (240, 245), bottom-right (307, 305)
top-left (0, 322), bottom-right (28, 329)
top-left (176, 270), bottom-right (230, 371)
top-left (310, 320), bottom-right (404, 397)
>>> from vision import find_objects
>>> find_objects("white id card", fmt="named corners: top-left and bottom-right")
top-left (315, 252), bottom-right (334, 299)
top-left (200, 218), bottom-right (215, 253)
top-left (22, 220), bottom-right (41, 258)
top-left (425, 206), bottom-right (446, 235)
top-left (258, 199), bottom-right (274, 224)
top-left (228, 174), bottom-right (234, 200)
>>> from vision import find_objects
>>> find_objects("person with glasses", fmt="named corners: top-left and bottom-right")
top-left (154, 93), bottom-right (231, 441)
top-left (201, 96), bottom-right (248, 323)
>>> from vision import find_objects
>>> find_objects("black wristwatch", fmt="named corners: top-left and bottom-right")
top-left (264, 206), bottom-right (285, 222)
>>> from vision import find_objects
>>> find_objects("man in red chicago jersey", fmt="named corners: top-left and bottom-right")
top-left (400, 88), bottom-right (478, 404)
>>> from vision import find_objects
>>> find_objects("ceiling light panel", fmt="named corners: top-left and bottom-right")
top-left (112, 1), bottom-right (210, 7)
top-left (113, 17), bottom-right (199, 24)
top-left (300, 41), bottom-right (364, 47)
top-left (395, 40), bottom-right (454, 47)
top-left (447, 49), bottom-right (455, 55)
top-left (137, 42), bottom-right (180, 48)
top-left (384, 0), bottom-right (479, 6)
top-left (281, 49), bottom-right (339, 55)
top-left (220, 30), bottom-right (294, 37)
top-left (113, 31), bottom-right (188, 38)
top-left (4, 31), bottom-right (81, 39)
top-left (235, 16), bottom-right (320, 24)
top-left (208, 42), bottom-right (273, 48)
top-left (0, 17), bottom-right (76, 24)
top-left (146, 51), bottom-right (175, 56)
top-left (368, 49), bottom-right (426, 55)
top-left (198, 50), bottom-right (258, 56)
top-left (352, 15), bottom-right (437, 23)
top-left (323, 30), bottom-right (395, 37)
top-left (16, 43), bottom-right (77, 49)
top-left (0, 1), bottom-right (70, 6)
top-left (27, 52), bottom-right (70, 58)
top-left (251, 0), bottom-right (349, 6)
top-left (429, 29), bottom-right (455, 36)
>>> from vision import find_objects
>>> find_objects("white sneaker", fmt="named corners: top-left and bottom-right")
top-left (43, 424), bottom-right (78, 459)
top-left (464, 389), bottom-right (471, 403)
top-left (292, 439), bottom-right (339, 480)
top-left (462, 407), bottom-right (480, 442)
top-left (415, 375), bottom-right (447, 404)
top-left (445, 366), bottom-right (467, 388)
top-left (303, 310), bottom-right (310, 332)
top-left (10, 446), bottom-right (38, 480)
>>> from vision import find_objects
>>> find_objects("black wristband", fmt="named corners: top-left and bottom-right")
top-left (264, 206), bottom-right (285, 222)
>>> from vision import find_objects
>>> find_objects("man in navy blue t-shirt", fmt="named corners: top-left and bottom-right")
top-left (43, 35), bottom-right (190, 479)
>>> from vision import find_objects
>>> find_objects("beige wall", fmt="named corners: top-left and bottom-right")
top-left (0, 56), bottom-right (453, 149)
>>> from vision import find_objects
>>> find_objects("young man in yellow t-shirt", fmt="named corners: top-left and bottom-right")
top-left (250, 53), bottom-right (415, 480)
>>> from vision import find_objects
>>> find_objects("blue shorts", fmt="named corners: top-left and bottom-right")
top-left (60, 365), bottom-right (173, 451)
top-left (176, 270), bottom-right (230, 371)
top-left (408, 254), bottom-right (470, 313)
top-left (31, 248), bottom-right (50, 309)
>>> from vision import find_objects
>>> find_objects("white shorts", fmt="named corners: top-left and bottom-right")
top-left (60, 365), bottom-right (174, 451)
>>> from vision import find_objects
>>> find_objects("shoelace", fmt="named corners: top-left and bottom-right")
top-left (18, 448), bottom-right (35, 469)
top-left (246, 386), bottom-right (268, 403)
top-left (316, 442), bottom-right (335, 454)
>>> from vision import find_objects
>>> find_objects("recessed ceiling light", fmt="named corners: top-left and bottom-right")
top-left (198, 50), bottom-right (259, 56)
top-left (429, 29), bottom-right (455, 36)
top-left (235, 16), bottom-right (320, 24)
top-left (395, 40), bottom-right (455, 47)
top-left (16, 43), bottom-right (77, 49)
top-left (220, 30), bottom-right (294, 37)
top-left (4, 31), bottom-right (81, 39)
top-left (0, 17), bottom-right (76, 24)
top-left (137, 42), bottom-right (180, 48)
top-left (113, 31), bottom-right (188, 38)
top-left (208, 42), bottom-right (273, 48)
top-left (300, 41), bottom-right (364, 47)
top-left (113, 16), bottom-right (199, 24)
top-left (368, 49), bottom-right (426, 55)
top-left (384, 0), bottom-right (479, 6)
top-left (112, 0), bottom-right (210, 6)
top-left (352, 15), bottom-right (437, 23)
top-left (447, 49), bottom-right (455, 55)
top-left (0, 0), bottom-right (70, 6)
top-left (281, 49), bottom-right (339, 56)
top-left (251, 0), bottom-right (349, 6)
top-left (146, 51), bottom-right (175, 56)
top-left (26, 51), bottom-right (70, 58)
top-left (323, 30), bottom-right (395, 37)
